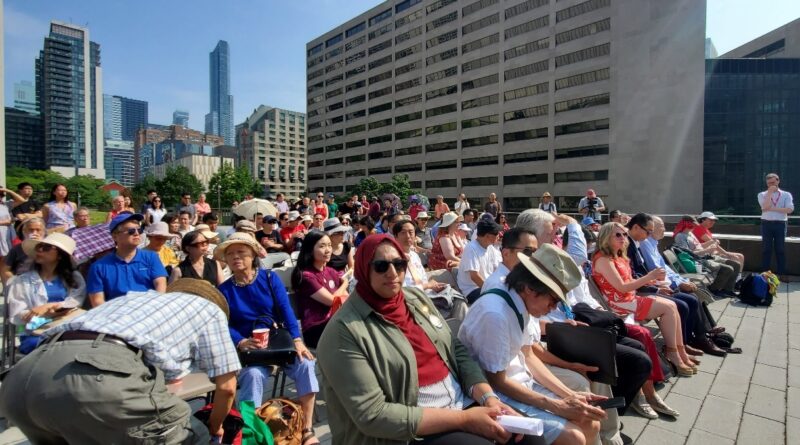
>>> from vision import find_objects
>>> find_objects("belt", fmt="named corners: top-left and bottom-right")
top-left (56, 330), bottom-right (139, 354)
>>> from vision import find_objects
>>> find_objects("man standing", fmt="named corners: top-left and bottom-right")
top-left (140, 189), bottom-right (158, 215)
top-left (326, 193), bottom-right (338, 220)
top-left (274, 192), bottom-right (290, 214)
top-left (0, 279), bottom-right (240, 444)
top-left (457, 219), bottom-right (503, 303)
top-left (11, 182), bottom-right (43, 227)
top-left (484, 192), bottom-right (502, 218)
top-left (177, 193), bottom-right (197, 225)
top-left (758, 173), bottom-right (794, 276)
top-left (578, 189), bottom-right (606, 223)
top-left (87, 213), bottom-right (167, 306)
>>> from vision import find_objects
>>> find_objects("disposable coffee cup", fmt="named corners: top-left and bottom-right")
top-left (696, 262), bottom-right (703, 273)
top-left (252, 328), bottom-right (270, 347)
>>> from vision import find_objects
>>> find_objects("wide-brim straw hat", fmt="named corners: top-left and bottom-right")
top-left (214, 232), bottom-right (262, 261)
top-left (441, 211), bottom-right (462, 228)
top-left (166, 278), bottom-right (229, 319)
top-left (23, 233), bottom-right (76, 258)
top-left (194, 224), bottom-right (219, 240)
top-left (235, 220), bottom-right (257, 233)
top-left (516, 244), bottom-right (582, 305)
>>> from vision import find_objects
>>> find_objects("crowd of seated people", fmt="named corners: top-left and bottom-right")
top-left (1, 187), bottom-right (752, 445)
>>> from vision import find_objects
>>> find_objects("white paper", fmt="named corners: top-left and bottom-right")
top-left (497, 415), bottom-right (544, 436)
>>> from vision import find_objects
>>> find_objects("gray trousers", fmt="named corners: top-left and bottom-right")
top-left (705, 256), bottom-right (740, 292)
top-left (0, 336), bottom-right (209, 445)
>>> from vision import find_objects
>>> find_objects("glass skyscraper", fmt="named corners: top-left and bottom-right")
top-left (173, 109), bottom-right (190, 127)
top-left (206, 40), bottom-right (234, 145)
top-left (103, 95), bottom-right (148, 142)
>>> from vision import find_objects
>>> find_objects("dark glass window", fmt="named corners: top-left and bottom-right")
top-left (427, 0), bottom-right (457, 15)
top-left (556, 0), bottom-right (610, 23)
top-left (462, 53), bottom-right (499, 72)
top-left (462, 156), bottom-right (498, 167)
top-left (396, 43), bottom-right (423, 61)
top-left (461, 114), bottom-right (498, 129)
top-left (554, 118), bottom-right (609, 136)
top-left (556, 18), bottom-right (610, 45)
top-left (505, 38), bottom-right (549, 60)
top-left (396, 77), bottom-right (422, 91)
top-left (427, 85), bottom-right (458, 100)
top-left (554, 43), bottom-right (610, 67)
top-left (505, 16), bottom-right (549, 40)
top-left (504, 128), bottom-right (548, 142)
top-left (427, 48), bottom-right (459, 66)
top-left (346, 22), bottom-right (366, 38)
top-left (396, 145), bottom-right (423, 156)
top-left (369, 150), bottom-right (393, 160)
top-left (554, 93), bottom-right (610, 113)
top-left (346, 65), bottom-right (366, 78)
top-left (426, 103), bottom-right (458, 117)
top-left (396, 111), bottom-right (423, 123)
top-left (462, 176), bottom-right (498, 186)
top-left (396, 128), bottom-right (422, 140)
top-left (427, 11), bottom-right (458, 31)
top-left (504, 173), bottom-right (547, 185)
top-left (426, 160), bottom-right (457, 170)
top-left (427, 30), bottom-right (458, 49)
top-left (504, 82), bottom-right (549, 101)
top-left (461, 135), bottom-right (498, 148)
top-left (346, 139), bottom-right (366, 148)
top-left (369, 166), bottom-right (392, 175)
top-left (396, 26), bottom-right (423, 44)
top-left (396, 60), bottom-right (422, 75)
top-left (427, 66), bottom-right (458, 83)
top-left (426, 122), bottom-right (457, 135)
top-left (308, 43), bottom-right (323, 57)
top-left (554, 144), bottom-right (609, 159)
top-left (346, 79), bottom-right (366, 92)
top-left (555, 68), bottom-right (609, 90)
top-left (504, 104), bottom-right (548, 121)
top-left (462, 94), bottom-right (498, 110)
top-left (554, 170), bottom-right (608, 182)
top-left (369, 39), bottom-right (393, 56)
top-left (326, 34), bottom-right (343, 48)
top-left (369, 8), bottom-right (393, 26)
top-left (369, 134), bottom-right (392, 144)
top-left (369, 86), bottom-right (393, 100)
top-left (426, 141), bottom-right (458, 152)
top-left (396, 9), bottom-right (424, 28)
top-left (396, 94), bottom-right (423, 107)
top-left (396, 0), bottom-right (422, 14)
top-left (504, 151), bottom-right (548, 164)
top-left (346, 109), bottom-right (366, 120)
top-left (463, 33), bottom-right (500, 54)
top-left (463, 0), bottom-right (499, 17)
top-left (368, 55), bottom-right (393, 70)
top-left (462, 12), bottom-right (499, 35)
top-left (369, 118), bottom-right (393, 129)
top-left (395, 163), bottom-right (422, 172)
top-left (426, 179), bottom-right (458, 188)
top-left (505, 0), bottom-right (548, 19)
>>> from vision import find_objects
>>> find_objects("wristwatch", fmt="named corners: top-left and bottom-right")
top-left (480, 391), bottom-right (500, 406)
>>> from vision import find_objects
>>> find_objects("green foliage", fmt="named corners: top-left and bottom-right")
top-left (207, 164), bottom-right (261, 209)
top-left (151, 166), bottom-right (204, 210)
top-left (6, 167), bottom-right (110, 209)
top-left (347, 174), bottom-right (418, 205)
top-left (65, 175), bottom-right (111, 209)
top-left (131, 174), bottom-right (159, 209)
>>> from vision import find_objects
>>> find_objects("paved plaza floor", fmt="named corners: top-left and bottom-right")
top-left (1, 283), bottom-right (798, 444)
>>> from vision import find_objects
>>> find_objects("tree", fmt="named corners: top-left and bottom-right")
top-left (346, 174), bottom-right (419, 207)
top-left (131, 174), bottom-right (160, 209)
top-left (6, 167), bottom-right (110, 208)
top-left (348, 177), bottom-right (382, 202)
top-left (207, 164), bottom-right (261, 209)
top-left (65, 175), bottom-right (111, 209)
top-left (153, 166), bottom-right (204, 210)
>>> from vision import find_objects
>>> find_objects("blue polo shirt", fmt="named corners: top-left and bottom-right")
top-left (87, 249), bottom-right (168, 300)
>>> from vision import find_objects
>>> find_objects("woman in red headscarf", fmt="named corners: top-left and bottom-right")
top-left (316, 235), bottom-right (545, 445)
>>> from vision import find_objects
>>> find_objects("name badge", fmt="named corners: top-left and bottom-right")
top-left (429, 314), bottom-right (443, 329)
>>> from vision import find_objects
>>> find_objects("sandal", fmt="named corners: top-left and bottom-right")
top-left (302, 427), bottom-right (319, 445)
top-left (663, 346), bottom-right (695, 377)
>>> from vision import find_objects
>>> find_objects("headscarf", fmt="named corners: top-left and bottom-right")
top-left (354, 235), bottom-right (450, 386)
top-left (673, 217), bottom-right (696, 236)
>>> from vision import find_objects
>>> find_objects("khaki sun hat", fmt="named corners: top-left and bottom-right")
top-left (516, 243), bottom-right (582, 304)
top-left (194, 223), bottom-right (219, 240)
top-left (166, 278), bottom-right (230, 319)
top-left (214, 232), bottom-right (262, 261)
top-left (440, 211), bottom-right (462, 228)
top-left (144, 221), bottom-right (176, 238)
top-left (235, 220), bottom-right (257, 233)
top-left (23, 233), bottom-right (76, 258)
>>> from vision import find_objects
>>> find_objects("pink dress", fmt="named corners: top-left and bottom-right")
top-left (592, 253), bottom-right (654, 321)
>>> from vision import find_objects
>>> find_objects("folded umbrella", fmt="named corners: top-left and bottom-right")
top-left (69, 224), bottom-right (115, 261)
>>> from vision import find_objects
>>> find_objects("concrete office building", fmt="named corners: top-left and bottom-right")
top-left (134, 124), bottom-right (224, 181)
top-left (153, 154), bottom-right (234, 189)
top-left (206, 40), bottom-right (234, 146)
top-left (104, 140), bottom-right (136, 187)
top-left (721, 17), bottom-right (800, 59)
top-left (37, 21), bottom-right (105, 179)
top-left (14, 81), bottom-right (38, 114)
top-left (5, 107), bottom-right (45, 170)
top-left (305, 0), bottom-right (705, 213)
top-left (236, 105), bottom-right (307, 200)
top-left (103, 95), bottom-right (148, 142)
top-left (173, 109), bottom-right (190, 127)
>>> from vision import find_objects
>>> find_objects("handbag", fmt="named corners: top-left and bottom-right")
top-left (571, 302), bottom-right (628, 337)
top-left (194, 404), bottom-right (244, 445)
top-left (238, 271), bottom-right (298, 367)
top-left (240, 401), bottom-right (274, 445)
top-left (256, 398), bottom-right (306, 445)
top-left (546, 323), bottom-right (618, 385)
top-left (676, 251), bottom-right (697, 273)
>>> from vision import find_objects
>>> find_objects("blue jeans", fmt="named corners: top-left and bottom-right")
top-left (237, 358), bottom-right (318, 406)
top-left (761, 220), bottom-right (787, 274)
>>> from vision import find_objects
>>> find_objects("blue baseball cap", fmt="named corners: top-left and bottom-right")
top-left (581, 216), bottom-right (597, 226)
top-left (109, 212), bottom-right (144, 233)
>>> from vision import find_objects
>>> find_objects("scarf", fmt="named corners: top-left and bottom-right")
top-left (355, 235), bottom-right (450, 386)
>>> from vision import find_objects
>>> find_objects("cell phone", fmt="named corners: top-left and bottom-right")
top-left (591, 396), bottom-right (626, 410)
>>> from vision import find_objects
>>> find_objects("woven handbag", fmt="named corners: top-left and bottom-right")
top-left (256, 398), bottom-right (306, 445)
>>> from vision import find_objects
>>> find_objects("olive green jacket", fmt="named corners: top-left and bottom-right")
top-left (316, 286), bottom-right (487, 445)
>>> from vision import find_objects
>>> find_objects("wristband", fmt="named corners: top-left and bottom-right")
top-left (480, 391), bottom-right (500, 406)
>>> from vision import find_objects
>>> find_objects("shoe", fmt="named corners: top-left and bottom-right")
top-left (684, 344), bottom-right (705, 356)
top-left (621, 432), bottom-right (633, 445)
top-left (691, 337), bottom-right (728, 357)
top-left (631, 394), bottom-right (659, 419)
top-left (708, 326), bottom-right (726, 335)
top-left (646, 394), bottom-right (680, 417)
top-left (664, 346), bottom-right (695, 377)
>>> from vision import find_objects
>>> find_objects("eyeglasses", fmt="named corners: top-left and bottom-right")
top-left (281, 218), bottom-right (289, 221)
top-left (35, 244), bottom-right (55, 253)
top-left (190, 241), bottom-right (209, 247)
top-left (511, 246), bottom-right (536, 256)
top-left (371, 258), bottom-right (408, 274)
top-left (119, 227), bottom-right (144, 236)
top-left (638, 224), bottom-right (653, 235)
top-left (613, 232), bottom-right (626, 239)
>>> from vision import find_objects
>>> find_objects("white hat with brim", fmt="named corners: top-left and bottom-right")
top-left (145, 221), bottom-right (176, 239)
top-left (698, 211), bottom-right (718, 220)
top-left (214, 232), bottom-right (262, 261)
top-left (516, 244), bottom-right (582, 305)
top-left (194, 224), bottom-right (219, 240)
top-left (441, 211), bottom-right (462, 228)
top-left (416, 211), bottom-right (430, 219)
top-left (302, 215), bottom-right (313, 222)
top-left (323, 218), bottom-right (350, 235)
top-left (23, 233), bottom-right (77, 258)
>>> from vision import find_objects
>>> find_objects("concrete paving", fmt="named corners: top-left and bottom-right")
top-left (1, 282), bottom-right (798, 444)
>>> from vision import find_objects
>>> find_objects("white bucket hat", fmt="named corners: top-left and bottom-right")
top-left (23, 233), bottom-right (77, 258)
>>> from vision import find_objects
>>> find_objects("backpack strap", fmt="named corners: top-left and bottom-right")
top-left (482, 288), bottom-right (524, 332)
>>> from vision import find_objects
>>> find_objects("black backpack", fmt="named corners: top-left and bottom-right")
top-left (738, 273), bottom-right (773, 307)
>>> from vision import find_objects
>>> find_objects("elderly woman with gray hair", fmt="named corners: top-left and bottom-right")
top-left (0, 217), bottom-right (46, 284)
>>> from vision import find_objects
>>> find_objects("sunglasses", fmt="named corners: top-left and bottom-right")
top-left (512, 246), bottom-right (536, 256)
top-left (371, 258), bottom-right (409, 274)
top-left (119, 227), bottom-right (144, 236)
top-left (613, 232), bottom-right (626, 239)
top-left (190, 241), bottom-right (209, 247)
top-left (35, 244), bottom-right (55, 253)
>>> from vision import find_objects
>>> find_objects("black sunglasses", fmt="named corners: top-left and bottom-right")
top-left (614, 232), bottom-right (626, 239)
top-left (120, 227), bottom-right (144, 236)
top-left (512, 246), bottom-right (536, 256)
top-left (35, 244), bottom-right (55, 253)
top-left (371, 258), bottom-right (408, 274)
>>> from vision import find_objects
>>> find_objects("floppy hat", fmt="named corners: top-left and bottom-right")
top-left (416, 211), bottom-right (430, 219)
top-left (144, 222), bottom-right (176, 238)
top-left (214, 232), bottom-right (262, 261)
top-left (109, 212), bottom-right (143, 233)
top-left (235, 220), bottom-right (257, 233)
top-left (194, 224), bottom-right (219, 240)
top-left (340, 214), bottom-right (352, 221)
top-left (698, 211), bottom-right (718, 220)
top-left (458, 223), bottom-right (470, 232)
top-left (302, 215), bottom-right (313, 222)
top-left (23, 233), bottom-right (77, 258)
top-left (287, 210), bottom-right (301, 221)
top-left (516, 243), bottom-right (582, 304)
top-left (440, 211), bottom-right (462, 228)
top-left (542, 192), bottom-right (552, 198)
top-left (323, 217), bottom-right (350, 235)
top-left (166, 278), bottom-right (230, 320)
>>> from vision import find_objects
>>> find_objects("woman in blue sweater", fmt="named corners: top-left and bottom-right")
top-left (216, 233), bottom-right (320, 445)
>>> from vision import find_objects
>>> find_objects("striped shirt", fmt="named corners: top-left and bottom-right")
top-left (43, 290), bottom-right (241, 381)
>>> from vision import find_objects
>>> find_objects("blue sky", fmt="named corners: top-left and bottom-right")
top-left (4, 0), bottom-right (800, 129)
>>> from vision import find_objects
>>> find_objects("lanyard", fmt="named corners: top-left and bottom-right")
top-left (771, 191), bottom-right (781, 207)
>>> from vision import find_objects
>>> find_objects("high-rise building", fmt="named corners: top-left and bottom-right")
top-left (305, 0), bottom-right (705, 213)
top-left (14, 81), bottom-right (38, 114)
top-left (206, 40), bottom-right (234, 145)
top-left (104, 140), bottom-right (136, 187)
top-left (705, 38), bottom-right (718, 59)
top-left (704, 18), bottom-right (800, 214)
top-left (173, 109), bottom-right (190, 127)
top-left (134, 124), bottom-right (224, 181)
top-left (5, 107), bottom-right (45, 170)
top-left (36, 21), bottom-right (104, 178)
top-left (236, 106), bottom-right (307, 199)
top-left (153, 154), bottom-right (234, 189)
top-left (103, 94), bottom-right (148, 142)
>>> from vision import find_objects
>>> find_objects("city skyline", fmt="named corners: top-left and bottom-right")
top-left (3, 0), bottom-right (800, 129)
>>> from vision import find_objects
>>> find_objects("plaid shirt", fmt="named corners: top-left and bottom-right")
top-left (43, 290), bottom-right (241, 381)
top-left (68, 223), bottom-right (115, 261)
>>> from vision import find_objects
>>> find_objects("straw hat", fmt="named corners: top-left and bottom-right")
top-left (144, 222), bottom-right (176, 238)
top-left (440, 211), bottom-right (462, 228)
top-left (214, 232), bottom-right (262, 261)
top-left (194, 223), bottom-right (219, 240)
top-left (516, 244), bottom-right (581, 304)
top-left (23, 233), bottom-right (76, 258)
top-left (235, 220), bottom-right (257, 233)
top-left (166, 278), bottom-right (230, 319)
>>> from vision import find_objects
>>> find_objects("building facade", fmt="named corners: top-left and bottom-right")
top-left (103, 94), bottom-right (148, 142)
top-left (173, 109), bottom-right (190, 127)
top-left (153, 154), bottom-right (234, 189)
top-left (705, 19), bottom-right (800, 214)
top-left (5, 107), bottom-right (45, 170)
top-left (305, 0), bottom-right (705, 213)
top-left (36, 21), bottom-right (105, 179)
top-left (103, 139), bottom-right (136, 187)
top-left (134, 124), bottom-right (224, 181)
top-left (13, 81), bottom-right (38, 114)
top-left (206, 40), bottom-right (234, 146)
top-left (236, 106), bottom-right (307, 200)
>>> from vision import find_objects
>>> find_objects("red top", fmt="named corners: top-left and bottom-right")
top-left (314, 204), bottom-right (328, 219)
top-left (279, 224), bottom-right (305, 243)
top-left (691, 225), bottom-right (712, 242)
top-left (427, 232), bottom-right (462, 271)
top-left (409, 204), bottom-right (425, 220)
top-left (297, 267), bottom-right (342, 332)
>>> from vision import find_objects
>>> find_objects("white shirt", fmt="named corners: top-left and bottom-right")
top-left (275, 200), bottom-right (290, 214)
top-left (457, 239), bottom-right (501, 295)
top-left (482, 263), bottom-right (510, 293)
top-left (459, 286), bottom-right (540, 386)
top-left (454, 200), bottom-right (470, 216)
top-left (403, 250), bottom-right (429, 290)
top-left (758, 188), bottom-right (794, 221)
